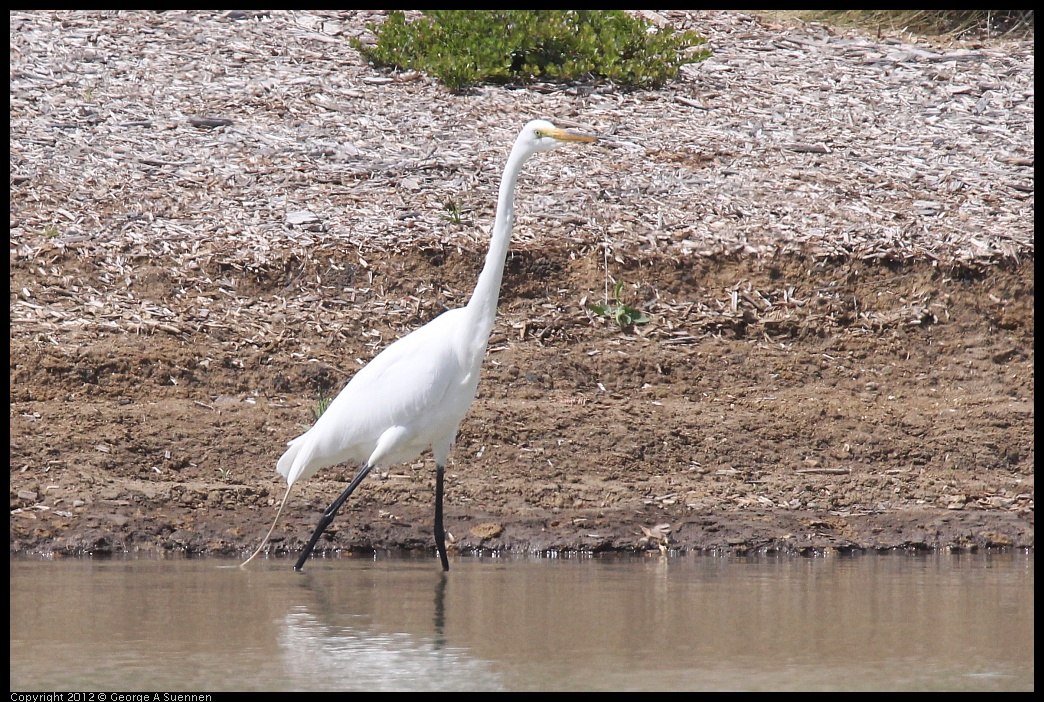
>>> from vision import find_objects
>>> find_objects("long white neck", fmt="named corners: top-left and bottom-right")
top-left (464, 139), bottom-right (533, 341)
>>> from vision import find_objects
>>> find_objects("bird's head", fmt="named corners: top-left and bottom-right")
top-left (519, 119), bottom-right (599, 154)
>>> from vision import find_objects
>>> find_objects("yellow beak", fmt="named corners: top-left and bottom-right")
top-left (550, 127), bottom-right (599, 143)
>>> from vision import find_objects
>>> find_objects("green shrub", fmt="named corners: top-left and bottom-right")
top-left (352, 10), bottom-right (710, 92)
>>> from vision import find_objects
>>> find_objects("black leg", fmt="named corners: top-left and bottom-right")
top-left (434, 463), bottom-right (450, 571)
top-left (294, 463), bottom-right (373, 571)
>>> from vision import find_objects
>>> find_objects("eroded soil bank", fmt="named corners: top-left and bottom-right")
top-left (9, 11), bottom-right (1033, 560)
top-left (10, 250), bottom-right (1034, 559)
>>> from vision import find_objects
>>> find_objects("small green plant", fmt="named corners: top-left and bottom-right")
top-left (353, 10), bottom-right (710, 92)
top-left (42, 224), bottom-right (60, 238)
top-left (311, 386), bottom-right (333, 423)
top-left (589, 280), bottom-right (650, 329)
top-left (443, 198), bottom-right (463, 224)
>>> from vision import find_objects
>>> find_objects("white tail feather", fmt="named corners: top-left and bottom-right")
top-left (240, 484), bottom-right (293, 568)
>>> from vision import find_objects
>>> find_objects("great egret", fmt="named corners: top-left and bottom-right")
top-left (242, 119), bottom-right (599, 571)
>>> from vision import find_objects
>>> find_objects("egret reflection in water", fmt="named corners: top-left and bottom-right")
top-left (275, 566), bottom-right (502, 691)
top-left (277, 609), bottom-right (504, 691)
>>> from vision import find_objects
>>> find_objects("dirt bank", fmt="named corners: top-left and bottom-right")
top-left (10, 12), bottom-right (1033, 560)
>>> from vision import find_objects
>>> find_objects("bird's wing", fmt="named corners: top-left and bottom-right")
top-left (341, 311), bottom-right (470, 421)
top-left (279, 308), bottom-right (481, 484)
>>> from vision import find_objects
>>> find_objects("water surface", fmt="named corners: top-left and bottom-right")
top-left (9, 552), bottom-right (1033, 691)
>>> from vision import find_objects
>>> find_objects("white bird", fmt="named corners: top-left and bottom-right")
top-left (242, 119), bottom-right (599, 571)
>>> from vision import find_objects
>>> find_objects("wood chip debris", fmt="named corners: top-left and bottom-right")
top-left (10, 11), bottom-right (1033, 348)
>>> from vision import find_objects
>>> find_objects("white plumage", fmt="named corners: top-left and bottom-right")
top-left (242, 119), bottom-right (599, 570)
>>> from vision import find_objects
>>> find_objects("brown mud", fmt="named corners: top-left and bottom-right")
top-left (10, 248), bottom-right (1034, 561)
top-left (9, 11), bottom-right (1033, 563)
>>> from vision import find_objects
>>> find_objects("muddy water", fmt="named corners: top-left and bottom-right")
top-left (10, 553), bottom-right (1033, 691)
